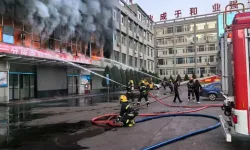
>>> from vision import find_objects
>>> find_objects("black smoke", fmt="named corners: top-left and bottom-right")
top-left (0, 0), bottom-right (116, 58)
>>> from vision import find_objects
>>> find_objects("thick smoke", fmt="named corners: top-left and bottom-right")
top-left (0, 0), bottom-right (116, 58)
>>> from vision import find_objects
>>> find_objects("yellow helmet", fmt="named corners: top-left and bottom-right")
top-left (129, 80), bottom-right (134, 84)
top-left (141, 80), bottom-right (145, 84)
top-left (119, 95), bottom-right (128, 102)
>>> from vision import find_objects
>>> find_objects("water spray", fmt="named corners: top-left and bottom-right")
top-left (102, 58), bottom-right (162, 81)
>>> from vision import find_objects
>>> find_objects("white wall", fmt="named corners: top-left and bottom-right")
top-left (0, 60), bottom-right (9, 104)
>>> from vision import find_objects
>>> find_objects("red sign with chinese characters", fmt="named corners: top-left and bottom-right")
top-left (212, 3), bottom-right (221, 12)
top-left (175, 10), bottom-right (182, 18)
top-left (190, 7), bottom-right (198, 16)
top-left (229, 0), bottom-right (238, 9)
top-left (0, 43), bottom-right (92, 64)
top-left (160, 12), bottom-right (167, 21)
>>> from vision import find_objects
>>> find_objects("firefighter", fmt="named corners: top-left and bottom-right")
top-left (187, 78), bottom-right (195, 101)
top-left (126, 80), bottom-right (135, 105)
top-left (173, 80), bottom-right (183, 103)
top-left (137, 80), bottom-right (150, 107)
top-left (116, 95), bottom-right (139, 127)
top-left (168, 80), bottom-right (174, 93)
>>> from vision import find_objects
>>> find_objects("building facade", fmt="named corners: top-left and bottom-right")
top-left (112, 0), bottom-right (155, 72)
top-left (154, 14), bottom-right (219, 79)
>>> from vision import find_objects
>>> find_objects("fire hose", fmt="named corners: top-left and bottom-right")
top-left (91, 92), bottom-right (222, 149)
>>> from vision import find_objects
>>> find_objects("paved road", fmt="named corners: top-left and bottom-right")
top-left (78, 87), bottom-right (250, 150)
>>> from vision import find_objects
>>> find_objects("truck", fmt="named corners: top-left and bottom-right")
top-left (219, 3), bottom-right (250, 142)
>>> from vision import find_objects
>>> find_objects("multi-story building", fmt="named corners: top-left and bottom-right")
top-left (154, 14), bottom-right (218, 79)
top-left (112, 0), bottom-right (155, 72)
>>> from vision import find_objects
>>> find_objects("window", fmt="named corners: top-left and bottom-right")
top-left (175, 36), bottom-right (185, 43)
top-left (129, 56), bottom-right (132, 66)
top-left (144, 60), bottom-right (146, 68)
top-left (3, 26), bottom-right (14, 44)
top-left (176, 58), bottom-right (185, 64)
top-left (186, 35), bottom-right (194, 43)
top-left (207, 21), bottom-right (216, 29)
top-left (156, 39), bottom-right (164, 45)
top-left (121, 14), bottom-right (124, 25)
top-left (114, 51), bottom-right (119, 61)
top-left (128, 19), bottom-right (132, 30)
top-left (122, 53), bottom-right (126, 64)
top-left (167, 27), bottom-right (173, 34)
top-left (164, 38), bottom-right (173, 45)
top-left (134, 41), bottom-right (137, 50)
top-left (148, 47), bottom-right (150, 56)
top-left (135, 58), bottom-right (137, 67)
top-left (196, 34), bottom-right (206, 42)
top-left (197, 45), bottom-right (205, 52)
top-left (156, 28), bottom-right (164, 35)
top-left (187, 68), bottom-right (195, 74)
top-left (129, 38), bottom-right (133, 49)
top-left (148, 61), bottom-right (150, 70)
top-left (134, 24), bottom-right (137, 33)
top-left (196, 22), bottom-right (206, 30)
top-left (160, 69), bottom-right (163, 75)
top-left (151, 49), bottom-right (153, 57)
top-left (147, 33), bottom-right (149, 41)
top-left (209, 67), bottom-right (217, 74)
top-left (143, 30), bottom-right (146, 37)
top-left (208, 44), bottom-right (216, 51)
top-left (138, 11), bottom-right (141, 21)
top-left (200, 67), bottom-right (206, 74)
top-left (213, 84), bottom-right (221, 89)
top-left (187, 57), bottom-right (195, 63)
top-left (140, 59), bottom-right (143, 68)
top-left (207, 33), bottom-right (217, 41)
top-left (113, 9), bottom-right (116, 20)
top-left (176, 47), bottom-right (185, 54)
top-left (151, 61), bottom-right (154, 71)
top-left (176, 26), bottom-right (183, 32)
top-left (209, 56), bottom-right (215, 62)
top-left (184, 24), bottom-right (194, 32)
top-left (121, 34), bottom-right (125, 45)
top-left (187, 46), bottom-right (194, 53)
top-left (168, 48), bottom-right (174, 54)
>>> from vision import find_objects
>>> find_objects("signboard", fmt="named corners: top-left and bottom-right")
top-left (217, 12), bottom-right (237, 37)
top-left (0, 72), bottom-right (8, 87)
top-left (106, 74), bottom-right (110, 85)
top-left (81, 75), bottom-right (91, 85)
top-left (0, 43), bottom-right (92, 64)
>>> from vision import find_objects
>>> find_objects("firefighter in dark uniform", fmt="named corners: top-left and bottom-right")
top-left (137, 80), bottom-right (150, 107)
top-left (187, 78), bottom-right (195, 101)
top-left (168, 80), bottom-right (174, 93)
top-left (126, 80), bottom-right (135, 105)
top-left (116, 95), bottom-right (139, 127)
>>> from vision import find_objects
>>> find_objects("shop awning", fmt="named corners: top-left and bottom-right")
top-left (0, 54), bottom-right (103, 71)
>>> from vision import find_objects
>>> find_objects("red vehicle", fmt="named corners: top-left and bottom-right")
top-left (220, 4), bottom-right (250, 142)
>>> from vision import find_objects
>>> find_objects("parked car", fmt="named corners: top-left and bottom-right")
top-left (200, 82), bottom-right (223, 100)
top-left (154, 84), bottom-right (161, 90)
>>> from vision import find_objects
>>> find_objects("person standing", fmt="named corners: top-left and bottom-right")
top-left (173, 80), bottom-right (182, 103)
top-left (187, 78), bottom-right (195, 101)
top-left (137, 80), bottom-right (150, 107)
top-left (126, 80), bottom-right (135, 105)
top-left (194, 80), bottom-right (202, 104)
top-left (168, 80), bottom-right (174, 93)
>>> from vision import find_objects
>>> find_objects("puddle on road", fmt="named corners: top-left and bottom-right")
top-left (1, 121), bottom-right (112, 150)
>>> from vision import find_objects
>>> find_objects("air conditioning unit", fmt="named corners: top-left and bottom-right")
top-left (136, 34), bottom-right (139, 39)
top-left (134, 51), bottom-right (137, 54)
top-left (139, 53), bottom-right (143, 57)
top-left (190, 42), bottom-right (194, 44)
top-left (117, 43), bottom-right (120, 47)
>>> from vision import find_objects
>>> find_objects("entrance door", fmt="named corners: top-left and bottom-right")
top-left (68, 76), bottom-right (78, 95)
top-left (9, 73), bottom-right (35, 100)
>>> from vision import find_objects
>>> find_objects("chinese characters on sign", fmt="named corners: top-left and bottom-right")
top-left (175, 10), bottom-right (182, 18)
top-left (149, 15), bottom-right (153, 20)
top-left (190, 7), bottom-right (198, 16)
top-left (212, 3), bottom-right (221, 12)
top-left (160, 12), bottom-right (167, 21)
top-left (229, 0), bottom-right (238, 9)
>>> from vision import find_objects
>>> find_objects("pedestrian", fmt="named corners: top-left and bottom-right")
top-left (187, 78), bottom-right (195, 101)
top-left (137, 80), bottom-right (150, 107)
top-left (169, 80), bottom-right (174, 93)
top-left (194, 80), bottom-right (202, 104)
top-left (173, 80), bottom-right (182, 103)
top-left (162, 80), bottom-right (167, 90)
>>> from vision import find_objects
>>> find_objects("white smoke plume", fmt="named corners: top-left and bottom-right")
top-left (0, 0), bottom-right (116, 58)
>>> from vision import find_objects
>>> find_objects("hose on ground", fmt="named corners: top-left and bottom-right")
top-left (137, 114), bottom-right (221, 150)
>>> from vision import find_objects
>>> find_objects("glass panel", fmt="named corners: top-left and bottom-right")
top-left (13, 74), bottom-right (19, 100)
top-left (23, 75), bottom-right (30, 99)
top-left (30, 75), bottom-right (34, 98)
top-left (68, 76), bottom-right (73, 94)
top-left (9, 74), bottom-right (13, 100)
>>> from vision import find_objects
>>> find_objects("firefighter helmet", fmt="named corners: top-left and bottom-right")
top-left (119, 95), bottom-right (128, 102)
top-left (129, 80), bottom-right (134, 84)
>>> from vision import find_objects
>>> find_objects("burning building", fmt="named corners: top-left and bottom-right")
top-left (0, 0), bottom-right (115, 103)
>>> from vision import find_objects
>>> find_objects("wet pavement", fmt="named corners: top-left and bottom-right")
top-left (0, 88), bottom-right (250, 150)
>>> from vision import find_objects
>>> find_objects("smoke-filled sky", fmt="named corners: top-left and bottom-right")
top-left (0, 0), bottom-right (116, 57)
